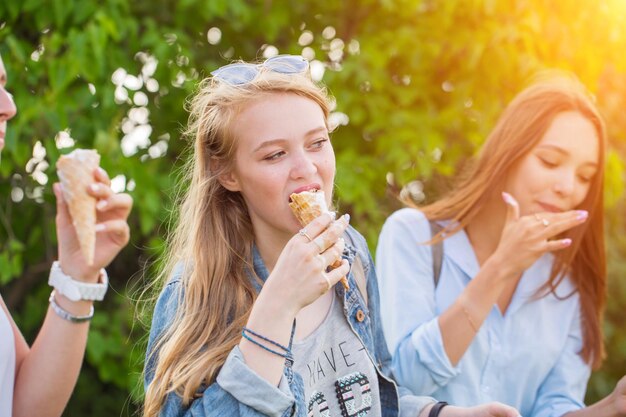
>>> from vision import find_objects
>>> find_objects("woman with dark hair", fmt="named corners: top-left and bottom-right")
top-left (377, 74), bottom-right (626, 417)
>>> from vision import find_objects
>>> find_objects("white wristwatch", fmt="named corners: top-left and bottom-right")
top-left (48, 261), bottom-right (108, 302)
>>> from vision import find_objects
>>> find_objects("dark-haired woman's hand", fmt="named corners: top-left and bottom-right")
top-left (556, 375), bottom-right (626, 416)
top-left (489, 192), bottom-right (588, 281)
top-left (462, 402), bottom-right (520, 417)
top-left (612, 375), bottom-right (626, 416)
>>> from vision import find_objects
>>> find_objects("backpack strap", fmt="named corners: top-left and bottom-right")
top-left (428, 220), bottom-right (444, 289)
top-left (344, 220), bottom-right (442, 306)
top-left (343, 229), bottom-right (368, 307)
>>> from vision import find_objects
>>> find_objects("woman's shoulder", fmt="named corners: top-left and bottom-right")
top-left (380, 207), bottom-right (431, 241)
top-left (385, 207), bottom-right (428, 227)
top-left (150, 264), bottom-right (188, 326)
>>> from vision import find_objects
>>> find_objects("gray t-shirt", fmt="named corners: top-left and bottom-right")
top-left (292, 294), bottom-right (381, 417)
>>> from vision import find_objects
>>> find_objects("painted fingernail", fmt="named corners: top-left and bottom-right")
top-left (96, 200), bottom-right (108, 210)
top-left (97, 167), bottom-right (107, 176)
top-left (328, 211), bottom-right (337, 221)
top-left (90, 184), bottom-right (100, 192)
top-left (343, 213), bottom-right (351, 223)
top-left (95, 224), bottom-right (106, 232)
top-left (562, 238), bottom-right (572, 247)
top-left (501, 192), bottom-right (517, 206)
top-left (576, 210), bottom-right (588, 220)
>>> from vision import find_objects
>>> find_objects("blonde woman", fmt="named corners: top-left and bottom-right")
top-left (142, 55), bottom-right (521, 417)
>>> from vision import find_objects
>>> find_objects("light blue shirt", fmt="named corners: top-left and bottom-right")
top-left (376, 208), bottom-right (591, 417)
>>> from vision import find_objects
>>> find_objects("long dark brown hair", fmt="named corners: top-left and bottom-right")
top-left (417, 74), bottom-right (607, 369)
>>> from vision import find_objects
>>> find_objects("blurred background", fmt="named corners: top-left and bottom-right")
top-left (1, 0), bottom-right (625, 415)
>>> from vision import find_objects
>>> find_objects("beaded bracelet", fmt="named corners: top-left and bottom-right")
top-left (49, 290), bottom-right (94, 323)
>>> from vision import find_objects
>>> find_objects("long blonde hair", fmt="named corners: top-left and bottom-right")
top-left (143, 68), bottom-right (332, 416)
top-left (418, 74), bottom-right (607, 368)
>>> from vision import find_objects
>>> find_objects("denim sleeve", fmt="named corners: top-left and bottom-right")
top-left (348, 227), bottom-right (436, 417)
top-left (144, 279), bottom-right (296, 417)
top-left (530, 305), bottom-right (590, 417)
top-left (216, 346), bottom-right (295, 416)
top-left (376, 209), bottom-right (460, 395)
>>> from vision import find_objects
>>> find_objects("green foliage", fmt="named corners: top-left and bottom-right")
top-left (1, 0), bottom-right (626, 415)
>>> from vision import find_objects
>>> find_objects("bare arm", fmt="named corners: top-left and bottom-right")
top-left (437, 257), bottom-right (511, 365)
top-left (11, 168), bottom-right (132, 417)
top-left (439, 193), bottom-right (587, 366)
top-left (9, 294), bottom-right (93, 417)
top-left (240, 213), bottom-right (350, 385)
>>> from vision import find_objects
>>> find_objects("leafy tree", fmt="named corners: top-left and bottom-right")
top-left (1, 1), bottom-right (624, 415)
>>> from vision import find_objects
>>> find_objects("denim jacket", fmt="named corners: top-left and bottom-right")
top-left (144, 226), bottom-right (435, 417)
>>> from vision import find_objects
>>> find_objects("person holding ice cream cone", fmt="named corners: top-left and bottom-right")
top-left (142, 55), bottom-right (520, 417)
top-left (0, 52), bottom-right (133, 417)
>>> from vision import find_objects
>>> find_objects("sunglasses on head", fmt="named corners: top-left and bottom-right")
top-left (210, 55), bottom-right (309, 85)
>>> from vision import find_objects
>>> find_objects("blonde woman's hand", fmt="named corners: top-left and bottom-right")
top-left (56, 167), bottom-right (133, 282)
top-left (489, 192), bottom-right (587, 280)
top-left (265, 212), bottom-right (350, 316)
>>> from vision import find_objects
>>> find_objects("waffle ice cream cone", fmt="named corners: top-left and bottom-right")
top-left (56, 149), bottom-right (101, 266)
top-left (289, 190), bottom-right (327, 225)
top-left (289, 190), bottom-right (349, 290)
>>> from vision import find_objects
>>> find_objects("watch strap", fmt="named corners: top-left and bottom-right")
top-left (428, 402), bottom-right (449, 417)
top-left (48, 261), bottom-right (108, 301)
